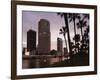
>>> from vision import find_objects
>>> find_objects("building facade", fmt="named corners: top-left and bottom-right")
top-left (57, 37), bottom-right (63, 55)
top-left (38, 19), bottom-right (51, 55)
top-left (27, 29), bottom-right (36, 54)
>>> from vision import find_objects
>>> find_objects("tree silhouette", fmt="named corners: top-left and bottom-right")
top-left (57, 13), bottom-right (72, 63)
top-left (77, 14), bottom-right (89, 40)
top-left (59, 26), bottom-right (68, 53)
top-left (77, 14), bottom-right (89, 54)
top-left (82, 27), bottom-right (89, 54)
top-left (50, 49), bottom-right (57, 55)
top-left (68, 13), bottom-right (80, 53)
top-left (73, 34), bottom-right (80, 53)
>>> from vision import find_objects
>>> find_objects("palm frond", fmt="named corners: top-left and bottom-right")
top-left (57, 13), bottom-right (64, 18)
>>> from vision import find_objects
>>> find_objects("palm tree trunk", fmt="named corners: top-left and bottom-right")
top-left (64, 34), bottom-right (68, 55)
top-left (63, 13), bottom-right (72, 62)
top-left (73, 19), bottom-right (77, 53)
top-left (79, 19), bottom-right (83, 41)
top-left (73, 19), bottom-right (76, 35)
top-left (81, 26), bottom-right (83, 40)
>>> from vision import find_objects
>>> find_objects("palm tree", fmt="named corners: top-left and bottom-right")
top-left (68, 13), bottom-right (79, 36)
top-left (77, 18), bottom-right (87, 41)
top-left (77, 14), bottom-right (89, 54)
top-left (59, 26), bottom-right (68, 52)
top-left (73, 34), bottom-right (80, 53)
top-left (58, 13), bottom-right (72, 61)
top-left (77, 14), bottom-right (89, 41)
top-left (68, 13), bottom-right (80, 53)
top-left (83, 26), bottom-right (89, 54)
top-left (83, 14), bottom-right (89, 20)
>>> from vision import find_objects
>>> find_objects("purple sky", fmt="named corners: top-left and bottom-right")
top-left (22, 11), bottom-right (89, 50)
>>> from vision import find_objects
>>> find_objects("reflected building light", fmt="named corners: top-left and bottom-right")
top-left (25, 52), bottom-right (30, 56)
top-left (24, 48), bottom-right (30, 56)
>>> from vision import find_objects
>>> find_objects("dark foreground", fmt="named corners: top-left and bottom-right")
top-left (22, 52), bottom-right (89, 69)
top-left (48, 53), bottom-right (89, 67)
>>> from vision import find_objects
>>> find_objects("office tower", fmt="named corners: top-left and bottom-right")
top-left (38, 19), bottom-right (51, 55)
top-left (27, 29), bottom-right (36, 53)
top-left (57, 37), bottom-right (63, 55)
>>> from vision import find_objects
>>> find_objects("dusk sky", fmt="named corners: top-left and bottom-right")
top-left (22, 11), bottom-right (89, 50)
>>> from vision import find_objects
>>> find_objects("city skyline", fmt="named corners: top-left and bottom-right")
top-left (22, 11), bottom-right (89, 50)
top-left (22, 11), bottom-right (66, 50)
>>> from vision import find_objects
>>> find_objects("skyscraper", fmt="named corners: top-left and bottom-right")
top-left (27, 29), bottom-right (36, 53)
top-left (38, 19), bottom-right (51, 55)
top-left (57, 37), bottom-right (63, 55)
